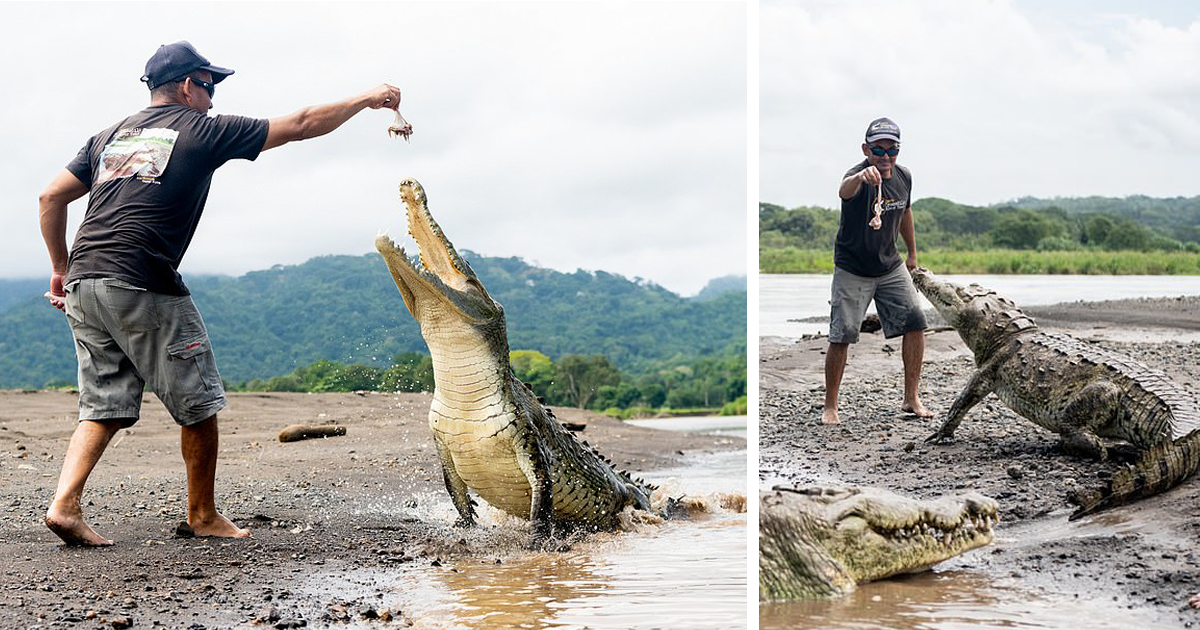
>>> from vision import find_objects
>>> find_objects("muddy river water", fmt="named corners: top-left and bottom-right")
top-left (759, 507), bottom-right (1173, 629)
top-left (304, 417), bottom-right (748, 629)
top-left (761, 273), bottom-right (1200, 338)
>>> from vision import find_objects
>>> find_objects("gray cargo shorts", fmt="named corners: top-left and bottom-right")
top-left (63, 278), bottom-right (226, 426)
top-left (828, 264), bottom-right (927, 344)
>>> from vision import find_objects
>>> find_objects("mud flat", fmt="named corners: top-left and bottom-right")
top-left (760, 295), bottom-right (1200, 628)
top-left (0, 391), bottom-right (743, 628)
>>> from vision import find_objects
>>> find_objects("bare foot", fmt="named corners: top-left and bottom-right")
top-left (186, 513), bottom-right (251, 539)
top-left (821, 408), bottom-right (840, 425)
top-left (45, 503), bottom-right (113, 547)
top-left (902, 400), bottom-right (934, 418)
top-left (1189, 593), bottom-right (1200, 609)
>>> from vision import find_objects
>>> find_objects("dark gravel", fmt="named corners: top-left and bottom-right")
top-left (760, 295), bottom-right (1200, 628)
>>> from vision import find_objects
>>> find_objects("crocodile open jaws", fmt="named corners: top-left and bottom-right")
top-left (759, 485), bottom-right (998, 600)
top-left (375, 179), bottom-right (655, 543)
top-left (911, 267), bottom-right (1200, 519)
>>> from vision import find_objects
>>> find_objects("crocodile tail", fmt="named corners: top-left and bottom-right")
top-left (1070, 430), bottom-right (1200, 520)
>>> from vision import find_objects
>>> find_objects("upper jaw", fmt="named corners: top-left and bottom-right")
top-left (910, 267), bottom-right (965, 322)
top-left (376, 179), bottom-right (498, 323)
top-left (837, 491), bottom-right (998, 580)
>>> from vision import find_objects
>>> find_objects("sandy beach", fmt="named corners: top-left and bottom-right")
top-left (760, 295), bottom-right (1200, 628)
top-left (0, 391), bottom-right (743, 628)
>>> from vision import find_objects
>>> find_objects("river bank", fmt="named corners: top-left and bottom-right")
top-left (0, 391), bottom-right (744, 628)
top-left (760, 246), bottom-right (1200, 275)
top-left (759, 295), bottom-right (1200, 628)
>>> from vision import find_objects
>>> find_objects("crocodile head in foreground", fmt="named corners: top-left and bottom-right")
top-left (376, 179), bottom-right (655, 541)
top-left (759, 485), bottom-right (998, 601)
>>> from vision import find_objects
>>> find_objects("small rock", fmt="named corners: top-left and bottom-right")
top-left (258, 606), bottom-right (281, 623)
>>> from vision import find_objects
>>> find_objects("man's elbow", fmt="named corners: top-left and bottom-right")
top-left (265, 111), bottom-right (315, 150)
top-left (39, 188), bottom-right (68, 211)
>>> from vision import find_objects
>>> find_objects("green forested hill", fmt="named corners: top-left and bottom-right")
top-left (761, 195), bottom-right (1200, 252)
top-left (0, 253), bottom-right (745, 389)
top-left (0, 279), bottom-right (46, 312)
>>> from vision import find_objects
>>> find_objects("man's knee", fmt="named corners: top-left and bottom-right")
top-left (79, 417), bottom-right (136, 432)
top-left (825, 342), bottom-right (850, 367)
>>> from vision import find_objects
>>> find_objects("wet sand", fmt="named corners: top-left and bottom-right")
top-left (760, 295), bottom-right (1200, 628)
top-left (0, 391), bottom-right (742, 628)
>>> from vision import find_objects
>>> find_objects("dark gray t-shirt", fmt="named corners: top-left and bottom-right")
top-left (65, 104), bottom-right (269, 295)
top-left (834, 160), bottom-right (912, 278)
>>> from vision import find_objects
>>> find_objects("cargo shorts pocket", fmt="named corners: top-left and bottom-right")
top-left (165, 335), bottom-right (218, 397)
top-left (101, 279), bottom-right (159, 333)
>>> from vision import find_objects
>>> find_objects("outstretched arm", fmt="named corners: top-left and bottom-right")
top-left (262, 83), bottom-right (401, 151)
top-left (39, 170), bottom-right (88, 310)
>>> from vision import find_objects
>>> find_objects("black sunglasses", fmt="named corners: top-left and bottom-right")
top-left (177, 76), bottom-right (215, 98)
top-left (868, 145), bottom-right (899, 157)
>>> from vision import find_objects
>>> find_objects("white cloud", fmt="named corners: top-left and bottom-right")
top-left (760, 0), bottom-right (1200, 208)
top-left (0, 1), bottom-right (747, 297)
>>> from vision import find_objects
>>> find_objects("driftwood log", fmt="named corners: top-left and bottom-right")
top-left (277, 424), bottom-right (347, 443)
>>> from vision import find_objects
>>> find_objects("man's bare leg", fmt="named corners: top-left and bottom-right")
top-left (181, 414), bottom-right (250, 538)
top-left (45, 419), bottom-right (125, 546)
top-left (823, 342), bottom-right (849, 424)
top-left (901, 330), bottom-right (933, 417)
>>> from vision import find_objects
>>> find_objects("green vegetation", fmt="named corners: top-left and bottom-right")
top-left (760, 195), bottom-right (1200, 274)
top-left (240, 351), bottom-right (434, 393)
top-left (0, 253), bottom-right (746, 396)
top-left (761, 247), bottom-right (1200, 275)
top-left (234, 347), bottom-right (746, 417)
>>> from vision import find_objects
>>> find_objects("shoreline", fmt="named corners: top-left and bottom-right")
top-left (0, 391), bottom-right (744, 627)
top-left (759, 247), bottom-right (1200, 275)
top-left (759, 294), bottom-right (1200, 627)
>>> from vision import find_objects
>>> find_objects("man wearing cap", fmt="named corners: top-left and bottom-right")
top-left (37, 41), bottom-right (404, 546)
top-left (822, 117), bottom-right (932, 425)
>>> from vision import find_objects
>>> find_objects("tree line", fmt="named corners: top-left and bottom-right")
top-left (236, 345), bottom-right (747, 416)
top-left (760, 195), bottom-right (1200, 253)
top-left (0, 252), bottom-right (745, 390)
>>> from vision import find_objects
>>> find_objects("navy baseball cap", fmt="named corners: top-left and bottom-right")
top-left (140, 41), bottom-right (234, 90)
top-left (865, 117), bottom-right (901, 143)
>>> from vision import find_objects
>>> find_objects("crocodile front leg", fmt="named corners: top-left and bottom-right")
top-left (434, 435), bottom-right (477, 527)
top-left (927, 365), bottom-right (997, 444)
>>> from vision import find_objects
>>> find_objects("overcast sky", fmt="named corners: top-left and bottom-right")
top-left (761, 0), bottom-right (1200, 208)
top-left (0, 2), bottom-right (747, 297)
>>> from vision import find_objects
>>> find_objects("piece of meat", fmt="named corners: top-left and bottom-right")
top-left (387, 108), bottom-right (413, 142)
top-left (869, 183), bottom-right (883, 230)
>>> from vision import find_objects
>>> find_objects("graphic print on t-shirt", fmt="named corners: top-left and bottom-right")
top-left (96, 127), bottom-right (179, 184)
top-left (878, 195), bottom-right (905, 215)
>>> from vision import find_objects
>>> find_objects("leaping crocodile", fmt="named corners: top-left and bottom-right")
top-left (759, 485), bottom-right (997, 600)
top-left (375, 179), bottom-right (655, 541)
top-left (911, 267), bottom-right (1200, 519)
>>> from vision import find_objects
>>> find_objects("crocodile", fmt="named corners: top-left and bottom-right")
top-left (911, 267), bottom-right (1200, 519)
top-left (759, 485), bottom-right (997, 601)
top-left (375, 179), bottom-right (655, 540)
